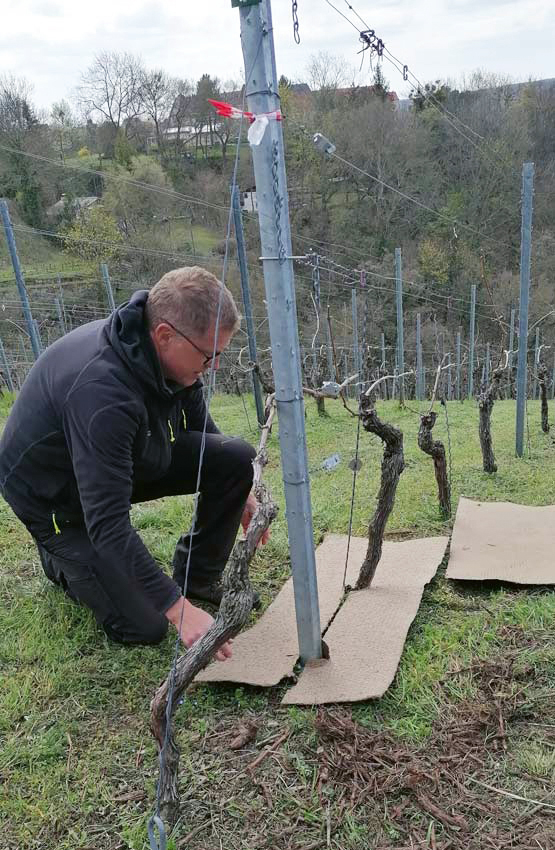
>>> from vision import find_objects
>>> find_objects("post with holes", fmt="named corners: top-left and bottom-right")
top-left (508, 307), bottom-right (515, 398)
top-left (468, 284), bottom-right (476, 399)
top-left (100, 263), bottom-right (116, 312)
top-left (232, 186), bottom-right (265, 426)
top-left (456, 328), bottom-right (461, 401)
top-left (57, 275), bottom-right (68, 330)
top-left (380, 332), bottom-right (387, 399)
top-left (359, 270), bottom-right (368, 391)
top-left (0, 336), bottom-right (14, 392)
top-left (392, 351), bottom-right (398, 400)
top-left (515, 162), bottom-right (535, 457)
top-left (352, 286), bottom-right (361, 388)
top-left (55, 297), bottom-right (66, 336)
top-left (33, 320), bottom-right (43, 354)
top-left (325, 318), bottom-right (335, 381)
top-left (533, 327), bottom-right (540, 400)
top-left (415, 313), bottom-right (421, 400)
top-left (0, 199), bottom-right (42, 360)
top-left (395, 247), bottom-right (405, 404)
top-left (236, 0), bottom-right (321, 661)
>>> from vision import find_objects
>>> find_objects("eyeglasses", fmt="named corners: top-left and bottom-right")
top-left (162, 318), bottom-right (222, 366)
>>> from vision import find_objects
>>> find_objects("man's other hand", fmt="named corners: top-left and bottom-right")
top-left (240, 491), bottom-right (270, 546)
top-left (164, 597), bottom-right (233, 661)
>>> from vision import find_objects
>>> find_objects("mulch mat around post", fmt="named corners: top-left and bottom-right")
top-left (314, 642), bottom-right (555, 849)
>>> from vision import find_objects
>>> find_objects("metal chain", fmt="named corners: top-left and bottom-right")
top-left (292, 0), bottom-right (300, 43)
top-left (271, 140), bottom-right (286, 264)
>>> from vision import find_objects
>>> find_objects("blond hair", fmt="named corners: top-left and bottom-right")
top-left (145, 267), bottom-right (240, 336)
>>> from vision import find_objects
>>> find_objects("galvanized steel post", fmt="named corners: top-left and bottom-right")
top-left (0, 336), bottom-right (14, 392)
top-left (416, 313), bottom-right (422, 401)
top-left (515, 162), bottom-right (535, 457)
top-left (352, 286), bottom-right (361, 385)
top-left (533, 327), bottom-right (540, 400)
top-left (55, 297), bottom-right (66, 336)
top-left (395, 247), bottom-right (405, 403)
top-left (237, 0), bottom-right (321, 661)
top-left (508, 307), bottom-right (515, 398)
top-left (456, 329), bottom-right (461, 401)
top-left (0, 199), bottom-right (42, 360)
top-left (468, 284), bottom-right (476, 399)
top-left (232, 186), bottom-right (265, 426)
top-left (101, 263), bottom-right (116, 312)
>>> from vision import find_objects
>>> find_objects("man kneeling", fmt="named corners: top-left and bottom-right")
top-left (0, 266), bottom-right (268, 660)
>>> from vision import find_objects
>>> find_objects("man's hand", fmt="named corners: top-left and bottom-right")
top-left (241, 491), bottom-right (271, 546)
top-left (164, 597), bottom-right (233, 662)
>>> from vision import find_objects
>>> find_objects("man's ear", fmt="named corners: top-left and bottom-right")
top-left (151, 322), bottom-right (173, 349)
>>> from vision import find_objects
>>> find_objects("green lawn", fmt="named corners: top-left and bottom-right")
top-left (0, 243), bottom-right (96, 284)
top-left (1, 396), bottom-right (555, 849)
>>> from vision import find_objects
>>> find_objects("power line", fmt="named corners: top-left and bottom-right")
top-left (286, 105), bottom-right (519, 255)
top-left (324, 0), bottom-right (522, 181)
top-left (293, 270), bottom-right (507, 325)
top-left (0, 143), bottom-right (232, 217)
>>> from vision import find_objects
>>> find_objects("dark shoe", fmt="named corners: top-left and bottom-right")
top-left (185, 579), bottom-right (261, 610)
top-left (36, 543), bottom-right (60, 585)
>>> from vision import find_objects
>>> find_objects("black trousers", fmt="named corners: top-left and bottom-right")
top-left (29, 431), bottom-right (256, 645)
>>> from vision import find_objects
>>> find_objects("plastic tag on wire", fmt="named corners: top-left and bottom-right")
top-left (320, 380), bottom-right (342, 398)
top-left (248, 115), bottom-right (269, 146)
top-left (207, 98), bottom-right (281, 147)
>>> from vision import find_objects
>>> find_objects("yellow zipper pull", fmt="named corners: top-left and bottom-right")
top-left (167, 420), bottom-right (175, 443)
top-left (52, 513), bottom-right (62, 535)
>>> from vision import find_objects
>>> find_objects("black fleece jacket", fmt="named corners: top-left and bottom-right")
top-left (0, 290), bottom-right (219, 612)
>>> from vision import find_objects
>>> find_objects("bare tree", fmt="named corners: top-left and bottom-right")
top-left (306, 51), bottom-right (351, 94)
top-left (50, 99), bottom-right (75, 163)
top-left (0, 75), bottom-right (55, 226)
top-left (77, 52), bottom-right (144, 137)
top-left (0, 74), bottom-right (37, 140)
top-left (139, 69), bottom-right (176, 158)
top-left (164, 78), bottom-right (195, 161)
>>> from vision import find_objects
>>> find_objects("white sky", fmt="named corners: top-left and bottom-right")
top-left (2, 0), bottom-right (554, 112)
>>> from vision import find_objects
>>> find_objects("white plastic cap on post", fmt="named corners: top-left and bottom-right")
top-left (313, 133), bottom-right (336, 156)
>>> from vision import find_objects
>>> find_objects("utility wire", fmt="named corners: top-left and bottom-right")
top-left (334, 0), bottom-right (522, 179)
top-left (327, 149), bottom-right (517, 253)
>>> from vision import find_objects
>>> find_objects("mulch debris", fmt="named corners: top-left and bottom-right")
top-left (313, 645), bottom-right (555, 849)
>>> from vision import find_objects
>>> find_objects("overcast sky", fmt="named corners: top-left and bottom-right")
top-left (2, 0), bottom-right (554, 112)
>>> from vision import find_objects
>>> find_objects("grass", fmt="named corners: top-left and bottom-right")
top-left (152, 220), bottom-right (221, 258)
top-left (0, 242), bottom-right (96, 284)
top-left (0, 220), bottom-right (221, 286)
top-left (2, 395), bottom-right (555, 848)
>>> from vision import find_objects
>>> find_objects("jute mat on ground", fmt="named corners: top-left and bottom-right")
top-left (196, 534), bottom-right (447, 701)
top-left (446, 497), bottom-right (555, 584)
top-left (195, 533), bottom-right (350, 688)
top-left (281, 535), bottom-right (448, 705)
